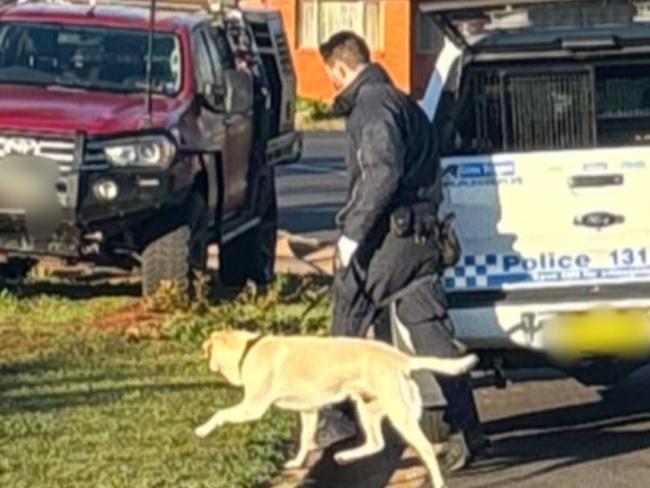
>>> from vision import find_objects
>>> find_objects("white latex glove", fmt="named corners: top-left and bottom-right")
top-left (337, 235), bottom-right (359, 268)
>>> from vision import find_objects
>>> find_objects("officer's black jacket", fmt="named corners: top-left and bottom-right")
top-left (332, 63), bottom-right (440, 243)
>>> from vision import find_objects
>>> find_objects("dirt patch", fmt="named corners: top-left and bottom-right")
top-left (275, 231), bottom-right (337, 276)
top-left (90, 301), bottom-right (167, 340)
top-left (0, 329), bottom-right (50, 358)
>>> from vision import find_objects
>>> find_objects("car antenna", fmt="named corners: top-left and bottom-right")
top-left (144, 0), bottom-right (157, 128)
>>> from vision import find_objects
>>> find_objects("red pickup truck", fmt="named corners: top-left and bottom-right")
top-left (0, 0), bottom-right (301, 295)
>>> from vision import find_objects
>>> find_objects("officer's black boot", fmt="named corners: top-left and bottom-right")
top-left (419, 405), bottom-right (467, 473)
top-left (315, 403), bottom-right (358, 449)
top-left (421, 404), bottom-right (491, 475)
top-left (436, 374), bottom-right (490, 468)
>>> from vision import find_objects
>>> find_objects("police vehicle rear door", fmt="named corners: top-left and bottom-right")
top-left (426, 0), bottom-right (650, 296)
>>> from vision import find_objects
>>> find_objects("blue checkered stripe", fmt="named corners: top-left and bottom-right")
top-left (444, 254), bottom-right (531, 290)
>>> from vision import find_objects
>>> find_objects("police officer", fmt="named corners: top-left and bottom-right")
top-left (315, 31), bottom-right (487, 470)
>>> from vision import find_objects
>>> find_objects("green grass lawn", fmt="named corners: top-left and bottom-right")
top-left (0, 279), bottom-right (329, 488)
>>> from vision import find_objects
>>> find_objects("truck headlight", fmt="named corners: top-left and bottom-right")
top-left (104, 136), bottom-right (176, 168)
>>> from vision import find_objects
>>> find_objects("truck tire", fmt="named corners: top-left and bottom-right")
top-left (219, 168), bottom-right (277, 287)
top-left (0, 258), bottom-right (36, 281)
top-left (141, 195), bottom-right (207, 297)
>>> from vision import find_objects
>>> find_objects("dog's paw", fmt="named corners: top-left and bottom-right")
top-left (194, 424), bottom-right (212, 439)
top-left (283, 458), bottom-right (304, 470)
top-left (432, 443), bottom-right (445, 455)
top-left (333, 452), bottom-right (353, 465)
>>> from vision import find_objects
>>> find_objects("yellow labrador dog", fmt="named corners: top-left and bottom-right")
top-left (196, 330), bottom-right (478, 488)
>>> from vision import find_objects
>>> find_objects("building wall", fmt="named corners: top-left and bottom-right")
top-left (242, 0), bottom-right (443, 101)
top-left (247, 0), bottom-right (413, 102)
top-left (378, 0), bottom-right (411, 97)
top-left (411, 53), bottom-right (435, 99)
top-left (410, 0), bottom-right (437, 99)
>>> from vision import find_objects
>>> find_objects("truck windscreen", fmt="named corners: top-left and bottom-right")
top-left (0, 22), bottom-right (181, 95)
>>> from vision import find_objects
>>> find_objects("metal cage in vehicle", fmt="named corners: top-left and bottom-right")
top-left (471, 68), bottom-right (596, 152)
top-left (445, 60), bottom-right (650, 155)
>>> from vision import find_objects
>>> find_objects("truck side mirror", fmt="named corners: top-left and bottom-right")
top-left (223, 69), bottom-right (253, 114)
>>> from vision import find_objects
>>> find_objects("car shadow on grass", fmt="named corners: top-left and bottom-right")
top-left (0, 370), bottom-right (132, 395)
top-left (0, 380), bottom-right (223, 415)
top-left (0, 266), bottom-right (334, 307)
top-left (0, 356), bottom-right (224, 414)
top-left (0, 381), bottom-right (221, 415)
top-left (0, 279), bottom-right (141, 300)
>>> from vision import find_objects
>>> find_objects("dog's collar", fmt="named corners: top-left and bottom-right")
top-left (238, 335), bottom-right (265, 374)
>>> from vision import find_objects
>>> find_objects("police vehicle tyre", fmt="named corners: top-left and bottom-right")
top-left (141, 194), bottom-right (208, 297)
top-left (219, 168), bottom-right (277, 287)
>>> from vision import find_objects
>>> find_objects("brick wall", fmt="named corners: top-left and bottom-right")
top-left (245, 0), bottom-right (414, 102)
top-left (410, 0), bottom-right (438, 99)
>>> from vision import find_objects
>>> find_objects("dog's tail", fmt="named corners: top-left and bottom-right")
top-left (407, 353), bottom-right (479, 376)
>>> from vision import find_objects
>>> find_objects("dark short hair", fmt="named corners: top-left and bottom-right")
top-left (319, 31), bottom-right (371, 68)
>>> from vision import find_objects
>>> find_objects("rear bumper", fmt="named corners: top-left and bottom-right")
top-left (449, 282), bottom-right (650, 351)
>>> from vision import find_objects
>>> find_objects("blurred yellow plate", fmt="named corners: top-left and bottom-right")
top-left (544, 309), bottom-right (650, 359)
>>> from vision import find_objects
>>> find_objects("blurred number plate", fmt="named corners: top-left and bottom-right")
top-left (544, 309), bottom-right (650, 359)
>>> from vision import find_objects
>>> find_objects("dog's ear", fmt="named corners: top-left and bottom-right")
top-left (238, 330), bottom-right (262, 349)
top-left (201, 337), bottom-right (213, 359)
top-left (244, 330), bottom-right (262, 341)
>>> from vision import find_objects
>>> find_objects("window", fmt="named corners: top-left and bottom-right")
top-left (417, 11), bottom-right (442, 54)
top-left (202, 30), bottom-right (226, 85)
top-left (299, 0), bottom-right (383, 50)
top-left (209, 26), bottom-right (236, 71)
top-left (0, 22), bottom-right (181, 94)
top-left (193, 30), bottom-right (216, 88)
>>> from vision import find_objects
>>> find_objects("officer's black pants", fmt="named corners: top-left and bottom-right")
top-left (331, 232), bottom-right (481, 437)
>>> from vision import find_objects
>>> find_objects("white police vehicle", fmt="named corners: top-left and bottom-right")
top-left (421, 0), bottom-right (650, 386)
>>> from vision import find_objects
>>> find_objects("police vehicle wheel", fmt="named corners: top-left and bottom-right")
top-left (219, 168), bottom-right (277, 287)
top-left (141, 195), bottom-right (208, 297)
